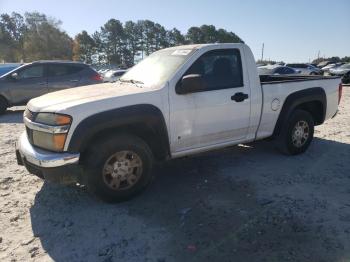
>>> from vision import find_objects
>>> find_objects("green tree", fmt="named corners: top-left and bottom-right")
top-left (186, 26), bottom-right (204, 44)
top-left (23, 12), bottom-right (72, 61)
top-left (216, 28), bottom-right (242, 43)
top-left (186, 24), bottom-right (243, 44)
top-left (200, 25), bottom-right (217, 43)
top-left (0, 12), bottom-right (26, 61)
top-left (100, 19), bottom-right (125, 65)
top-left (167, 28), bottom-right (186, 47)
top-left (124, 21), bottom-right (141, 66)
top-left (73, 30), bottom-right (95, 63)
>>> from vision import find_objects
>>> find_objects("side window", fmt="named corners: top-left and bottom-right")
top-left (18, 65), bottom-right (44, 79)
top-left (48, 65), bottom-right (69, 77)
top-left (48, 64), bottom-right (84, 77)
top-left (184, 49), bottom-right (243, 91)
top-left (68, 65), bottom-right (85, 74)
top-left (284, 68), bottom-right (295, 74)
top-left (274, 67), bottom-right (285, 74)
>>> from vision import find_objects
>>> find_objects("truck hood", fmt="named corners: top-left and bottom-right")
top-left (27, 82), bottom-right (156, 112)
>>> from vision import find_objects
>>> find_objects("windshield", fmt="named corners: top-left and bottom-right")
top-left (120, 48), bottom-right (196, 87)
top-left (0, 63), bottom-right (22, 77)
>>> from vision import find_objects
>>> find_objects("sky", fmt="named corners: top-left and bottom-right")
top-left (1, 0), bottom-right (349, 62)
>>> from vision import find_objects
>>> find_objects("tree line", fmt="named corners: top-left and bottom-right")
top-left (312, 56), bottom-right (350, 64)
top-left (0, 12), bottom-right (243, 67)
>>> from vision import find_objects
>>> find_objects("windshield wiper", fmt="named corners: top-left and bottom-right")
top-left (119, 79), bottom-right (144, 86)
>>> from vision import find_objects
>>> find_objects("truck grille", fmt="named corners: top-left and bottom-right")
top-left (24, 109), bottom-right (37, 145)
top-left (26, 127), bottom-right (34, 145)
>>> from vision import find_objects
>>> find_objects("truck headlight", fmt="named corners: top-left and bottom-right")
top-left (35, 113), bottom-right (72, 126)
top-left (25, 112), bottom-right (72, 152)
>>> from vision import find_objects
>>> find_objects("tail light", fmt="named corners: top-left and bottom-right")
top-left (338, 83), bottom-right (343, 104)
top-left (91, 73), bottom-right (102, 81)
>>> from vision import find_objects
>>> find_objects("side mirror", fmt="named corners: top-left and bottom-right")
top-left (11, 72), bottom-right (19, 80)
top-left (176, 74), bottom-right (205, 94)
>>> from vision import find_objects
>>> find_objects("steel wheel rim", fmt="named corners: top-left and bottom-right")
top-left (102, 150), bottom-right (143, 191)
top-left (292, 120), bottom-right (309, 148)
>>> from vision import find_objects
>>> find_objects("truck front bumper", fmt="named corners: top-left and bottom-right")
top-left (16, 132), bottom-right (81, 184)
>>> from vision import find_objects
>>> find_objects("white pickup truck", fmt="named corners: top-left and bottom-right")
top-left (16, 43), bottom-right (343, 202)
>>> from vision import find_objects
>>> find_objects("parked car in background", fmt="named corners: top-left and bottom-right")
top-left (285, 63), bottom-right (322, 75)
top-left (317, 61), bottom-right (333, 69)
top-left (321, 62), bottom-right (345, 75)
top-left (103, 69), bottom-right (127, 83)
top-left (0, 63), bottom-right (22, 76)
top-left (0, 61), bottom-right (102, 114)
top-left (258, 65), bottom-right (299, 75)
top-left (329, 63), bottom-right (350, 84)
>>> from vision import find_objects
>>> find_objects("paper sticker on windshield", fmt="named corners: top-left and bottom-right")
top-left (171, 49), bottom-right (192, 56)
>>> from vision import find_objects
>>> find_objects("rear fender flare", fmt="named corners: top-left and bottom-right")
top-left (273, 87), bottom-right (326, 136)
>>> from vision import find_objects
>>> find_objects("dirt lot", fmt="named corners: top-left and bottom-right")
top-left (0, 88), bottom-right (350, 262)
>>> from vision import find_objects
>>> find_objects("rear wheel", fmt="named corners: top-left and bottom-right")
top-left (83, 134), bottom-right (154, 202)
top-left (0, 96), bottom-right (8, 115)
top-left (276, 110), bottom-right (314, 155)
top-left (310, 71), bottom-right (317, 75)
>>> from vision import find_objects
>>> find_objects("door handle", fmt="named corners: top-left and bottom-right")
top-left (70, 79), bottom-right (79, 82)
top-left (231, 92), bottom-right (249, 102)
top-left (38, 82), bottom-right (46, 85)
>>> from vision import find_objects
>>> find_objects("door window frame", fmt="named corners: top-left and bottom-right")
top-left (176, 48), bottom-right (244, 94)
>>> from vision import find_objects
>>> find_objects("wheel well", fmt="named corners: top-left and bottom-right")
top-left (295, 101), bottom-right (324, 125)
top-left (81, 123), bottom-right (170, 161)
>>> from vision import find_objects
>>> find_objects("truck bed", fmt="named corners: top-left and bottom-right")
top-left (256, 75), bottom-right (341, 140)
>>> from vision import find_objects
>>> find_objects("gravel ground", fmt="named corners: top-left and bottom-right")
top-left (0, 88), bottom-right (350, 262)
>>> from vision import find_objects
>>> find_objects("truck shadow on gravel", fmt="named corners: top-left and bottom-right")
top-left (29, 138), bottom-right (350, 262)
top-left (0, 109), bottom-right (24, 124)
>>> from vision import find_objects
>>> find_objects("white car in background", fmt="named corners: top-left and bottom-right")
top-left (329, 63), bottom-right (350, 84)
top-left (103, 69), bottom-right (127, 83)
top-left (321, 63), bottom-right (345, 75)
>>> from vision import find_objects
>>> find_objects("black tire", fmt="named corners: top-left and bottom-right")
top-left (276, 110), bottom-right (314, 155)
top-left (0, 96), bottom-right (8, 115)
top-left (310, 72), bottom-right (317, 75)
top-left (83, 134), bottom-right (154, 202)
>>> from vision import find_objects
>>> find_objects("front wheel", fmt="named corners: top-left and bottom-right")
top-left (276, 110), bottom-right (314, 155)
top-left (83, 134), bottom-right (154, 202)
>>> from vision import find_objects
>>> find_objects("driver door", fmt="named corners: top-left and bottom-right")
top-left (169, 48), bottom-right (251, 153)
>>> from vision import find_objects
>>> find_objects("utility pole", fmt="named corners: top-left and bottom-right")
top-left (317, 50), bottom-right (320, 61)
top-left (261, 43), bottom-right (264, 61)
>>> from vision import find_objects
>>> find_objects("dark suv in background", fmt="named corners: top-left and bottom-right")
top-left (0, 61), bottom-right (102, 114)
